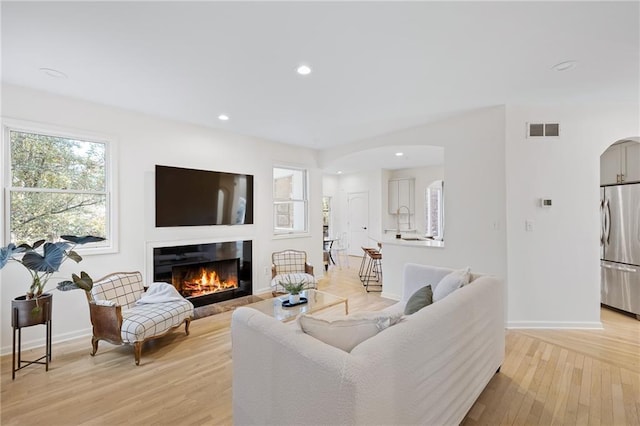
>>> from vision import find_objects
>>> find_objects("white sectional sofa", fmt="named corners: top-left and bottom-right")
top-left (231, 263), bottom-right (504, 425)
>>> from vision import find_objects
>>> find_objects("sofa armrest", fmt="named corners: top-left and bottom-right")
top-left (89, 302), bottom-right (123, 344)
top-left (305, 263), bottom-right (314, 275)
top-left (231, 307), bottom-right (356, 425)
top-left (401, 263), bottom-right (452, 302)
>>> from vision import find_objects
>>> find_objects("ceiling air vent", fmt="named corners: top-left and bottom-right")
top-left (527, 122), bottom-right (560, 138)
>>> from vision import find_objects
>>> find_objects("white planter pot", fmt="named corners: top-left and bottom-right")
top-left (288, 294), bottom-right (300, 304)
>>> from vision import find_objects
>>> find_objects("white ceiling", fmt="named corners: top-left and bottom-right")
top-left (2, 1), bottom-right (639, 170)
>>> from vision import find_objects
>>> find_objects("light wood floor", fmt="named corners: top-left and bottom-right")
top-left (2, 258), bottom-right (639, 425)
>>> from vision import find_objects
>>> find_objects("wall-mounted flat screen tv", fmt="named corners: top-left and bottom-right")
top-left (155, 165), bottom-right (254, 227)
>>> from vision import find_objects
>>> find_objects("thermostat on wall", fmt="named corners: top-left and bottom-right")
top-left (540, 198), bottom-right (552, 207)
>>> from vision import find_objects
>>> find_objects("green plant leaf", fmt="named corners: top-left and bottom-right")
top-left (21, 242), bottom-right (68, 272)
top-left (72, 271), bottom-right (94, 292)
top-left (31, 239), bottom-right (46, 250)
top-left (61, 235), bottom-right (106, 245)
top-left (0, 243), bottom-right (25, 268)
top-left (56, 280), bottom-right (78, 291)
top-left (67, 250), bottom-right (82, 263)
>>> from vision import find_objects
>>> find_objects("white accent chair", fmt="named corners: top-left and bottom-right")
top-left (331, 232), bottom-right (350, 269)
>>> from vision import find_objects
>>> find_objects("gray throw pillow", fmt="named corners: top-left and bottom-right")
top-left (404, 285), bottom-right (433, 315)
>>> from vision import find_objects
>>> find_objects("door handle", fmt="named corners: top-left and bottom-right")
top-left (362, 227), bottom-right (367, 230)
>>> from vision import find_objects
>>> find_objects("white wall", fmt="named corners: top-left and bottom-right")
top-left (505, 103), bottom-right (640, 328)
top-left (0, 84), bottom-right (324, 353)
top-left (333, 169), bottom-right (384, 255)
top-left (327, 107), bottom-right (508, 298)
top-left (325, 103), bottom-right (640, 327)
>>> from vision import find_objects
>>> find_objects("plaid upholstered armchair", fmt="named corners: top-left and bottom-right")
top-left (270, 250), bottom-right (318, 295)
top-left (86, 271), bottom-right (193, 365)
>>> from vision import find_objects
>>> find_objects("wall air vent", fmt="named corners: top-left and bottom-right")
top-left (527, 122), bottom-right (560, 138)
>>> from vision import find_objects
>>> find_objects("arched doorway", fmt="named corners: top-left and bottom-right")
top-left (599, 137), bottom-right (640, 320)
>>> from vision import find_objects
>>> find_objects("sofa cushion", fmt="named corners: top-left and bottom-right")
top-left (404, 285), bottom-right (433, 315)
top-left (298, 312), bottom-right (402, 352)
top-left (270, 273), bottom-right (317, 290)
top-left (121, 299), bottom-right (194, 343)
top-left (433, 267), bottom-right (471, 302)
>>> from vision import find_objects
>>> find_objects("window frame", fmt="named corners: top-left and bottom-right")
top-left (2, 118), bottom-right (118, 255)
top-left (425, 180), bottom-right (444, 241)
top-left (272, 165), bottom-right (309, 237)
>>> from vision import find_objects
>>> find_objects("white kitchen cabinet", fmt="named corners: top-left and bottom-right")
top-left (601, 141), bottom-right (640, 185)
top-left (388, 178), bottom-right (415, 214)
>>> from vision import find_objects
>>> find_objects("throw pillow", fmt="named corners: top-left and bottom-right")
top-left (404, 285), bottom-right (433, 315)
top-left (298, 312), bottom-right (403, 352)
top-left (432, 267), bottom-right (471, 302)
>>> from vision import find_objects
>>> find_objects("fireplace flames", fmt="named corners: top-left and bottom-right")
top-left (181, 267), bottom-right (238, 297)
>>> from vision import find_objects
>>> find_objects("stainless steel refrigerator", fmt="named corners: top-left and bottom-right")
top-left (600, 183), bottom-right (640, 319)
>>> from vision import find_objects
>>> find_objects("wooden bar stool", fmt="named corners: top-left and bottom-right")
top-left (359, 243), bottom-right (382, 292)
top-left (362, 249), bottom-right (383, 292)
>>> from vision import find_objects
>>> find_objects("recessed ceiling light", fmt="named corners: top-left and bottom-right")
top-left (296, 64), bottom-right (312, 76)
top-left (39, 67), bottom-right (67, 79)
top-left (337, 171), bottom-right (343, 174)
top-left (551, 60), bottom-right (577, 72)
top-left (218, 114), bottom-right (229, 121)
top-left (395, 152), bottom-right (404, 157)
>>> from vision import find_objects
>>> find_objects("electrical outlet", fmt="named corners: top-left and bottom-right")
top-left (525, 220), bottom-right (534, 232)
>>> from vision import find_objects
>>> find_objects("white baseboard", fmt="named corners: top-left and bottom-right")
top-left (1, 327), bottom-right (92, 357)
top-left (507, 321), bottom-right (603, 330)
top-left (254, 287), bottom-right (273, 296)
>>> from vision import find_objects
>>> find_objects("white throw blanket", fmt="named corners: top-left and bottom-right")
top-left (136, 282), bottom-right (185, 305)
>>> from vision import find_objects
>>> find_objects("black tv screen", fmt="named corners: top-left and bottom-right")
top-left (155, 165), bottom-right (254, 227)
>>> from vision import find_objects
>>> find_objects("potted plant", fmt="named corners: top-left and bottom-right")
top-left (0, 235), bottom-right (104, 325)
top-left (279, 277), bottom-right (306, 305)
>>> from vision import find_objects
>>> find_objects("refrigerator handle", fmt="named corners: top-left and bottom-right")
top-left (599, 199), bottom-right (605, 245)
top-left (604, 199), bottom-right (611, 245)
top-left (601, 261), bottom-right (638, 273)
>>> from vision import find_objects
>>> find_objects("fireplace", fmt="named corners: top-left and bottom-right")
top-left (152, 240), bottom-right (252, 307)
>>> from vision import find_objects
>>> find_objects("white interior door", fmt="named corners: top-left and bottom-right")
top-left (347, 191), bottom-right (370, 256)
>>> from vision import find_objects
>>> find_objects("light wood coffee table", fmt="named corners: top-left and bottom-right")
top-left (248, 289), bottom-right (348, 322)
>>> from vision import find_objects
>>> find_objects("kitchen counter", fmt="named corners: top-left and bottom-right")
top-left (380, 237), bottom-right (445, 301)
top-left (382, 237), bottom-right (445, 248)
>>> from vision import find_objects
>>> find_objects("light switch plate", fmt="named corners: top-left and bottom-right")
top-left (525, 220), bottom-right (534, 232)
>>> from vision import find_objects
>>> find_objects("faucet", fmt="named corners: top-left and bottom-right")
top-left (396, 205), bottom-right (411, 236)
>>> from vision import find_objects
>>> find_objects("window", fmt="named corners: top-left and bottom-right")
top-left (4, 121), bottom-right (114, 250)
top-left (322, 196), bottom-right (331, 238)
top-left (425, 180), bottom-right (444, 240)
top-left (273, 166), bottom-right (308, 234)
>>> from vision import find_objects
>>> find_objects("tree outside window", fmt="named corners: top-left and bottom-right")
top-left (5, 126), bottom-right (111, 247)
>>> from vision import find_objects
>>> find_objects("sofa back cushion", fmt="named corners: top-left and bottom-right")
top-left (91, 271), bottom-right (145, 310)
top-left (404, 285), bottom-right (433, 315)
top-left (298, 312), bottom-right (403, 352)
top-left (432, 267), bottom-right (471, 301)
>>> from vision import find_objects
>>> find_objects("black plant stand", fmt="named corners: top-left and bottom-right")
top-left (12, 295), bottom-right (52, 380)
